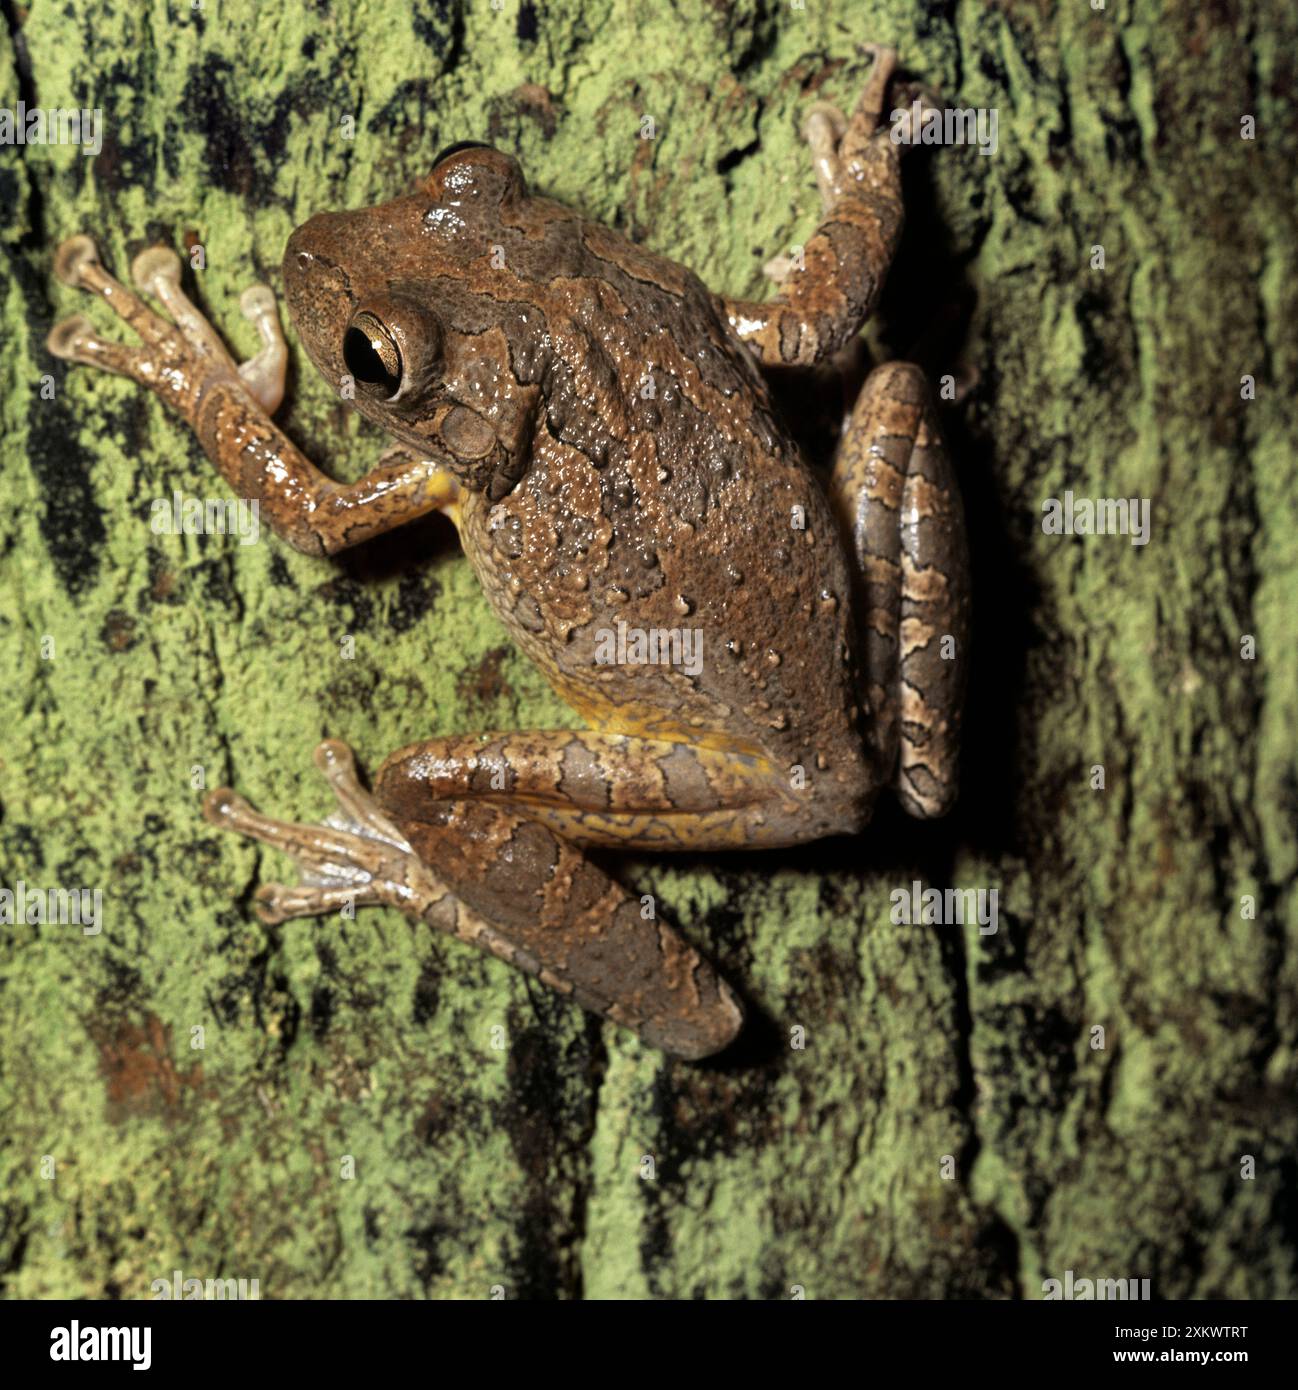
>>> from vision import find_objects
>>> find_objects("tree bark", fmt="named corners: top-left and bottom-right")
top-left (1, 0), bottom-right (1294, 1298)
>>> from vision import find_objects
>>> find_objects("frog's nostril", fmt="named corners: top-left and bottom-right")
top-left (343, 315), bottom-right (402, 398)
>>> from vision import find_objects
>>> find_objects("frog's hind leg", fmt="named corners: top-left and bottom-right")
top-left (203, 740), bottom-right (448, 924)
top-left (203, 740), bottom-right (742, 1060)
top-left (831, 361), bottom-right (970, 818)
top-left (392, 799), bottom-right (743, 1059)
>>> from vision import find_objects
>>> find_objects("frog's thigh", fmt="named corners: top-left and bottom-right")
top-left (831, 362), bottom-right (970, 818)
top-left (375, 731), bottom-right (805, 850)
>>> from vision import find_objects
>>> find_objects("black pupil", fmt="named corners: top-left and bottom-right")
top-left (434, 139), bottom-right (490, 167)
top-left (343, 324), bottom-right (400, 394)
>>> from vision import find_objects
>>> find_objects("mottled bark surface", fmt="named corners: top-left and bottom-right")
top-left (1, 0), bottom-right (1295, 1299)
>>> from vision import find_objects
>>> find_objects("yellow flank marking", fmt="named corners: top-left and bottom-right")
top-left (427, 470), bottom-right (463, 529)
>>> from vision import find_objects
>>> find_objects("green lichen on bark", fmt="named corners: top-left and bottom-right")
top-left (1, 0), bottom-right (1295, 1299)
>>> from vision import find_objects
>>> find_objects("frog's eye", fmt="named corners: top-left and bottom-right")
top-left (342, 298), bottom-right (443, 403)
top-left (343, 312), bottom-right (402, 399)
top-left (432, 140), bottom-right (491, 170)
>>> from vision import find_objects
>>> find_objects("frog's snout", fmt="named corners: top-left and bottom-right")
top-left (281, 213), bottom-right (337, 294)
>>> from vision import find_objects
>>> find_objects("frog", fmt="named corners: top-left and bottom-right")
top-left (46, 45), bottom-right (969, 1060)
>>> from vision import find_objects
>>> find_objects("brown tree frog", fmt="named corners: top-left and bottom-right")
top-left (48, 46), bottom-right (969, 1059)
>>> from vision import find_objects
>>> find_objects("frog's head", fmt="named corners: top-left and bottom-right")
top-left (282, 143), bottom-right (545, 498)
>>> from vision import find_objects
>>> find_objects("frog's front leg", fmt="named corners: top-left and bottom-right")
top-left (720, 44), bottom-right (934, 366)
top-left (831, 362), bottom-right (970, 818)
top-left (47, 237), bottom-right (460, 553)
top-left (204, 742), bottom-right (743, 1060)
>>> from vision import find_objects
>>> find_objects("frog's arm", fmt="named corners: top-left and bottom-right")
top-left (718, 44), bottom-right (931, 367)
top-left (47, 237), bottom-right (460, 554)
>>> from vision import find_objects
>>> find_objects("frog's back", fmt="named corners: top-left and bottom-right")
top-left (460, 201), bottom-right (871, 791)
